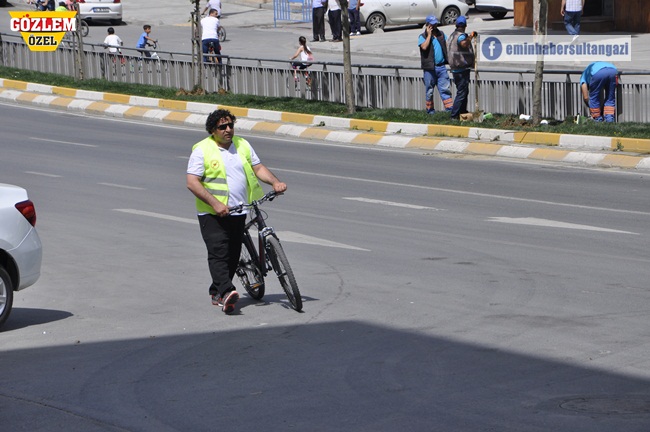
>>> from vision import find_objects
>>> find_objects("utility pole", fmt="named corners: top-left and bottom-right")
top-left (532, 0), bottom-right (548, 124)
top-left (338, 0), bottom-right (355, 114)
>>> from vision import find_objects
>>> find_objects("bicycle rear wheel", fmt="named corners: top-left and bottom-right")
top-left (266, 236), bottom-right (302, 311)
top-left (236, 244), bottom-right (265, 300)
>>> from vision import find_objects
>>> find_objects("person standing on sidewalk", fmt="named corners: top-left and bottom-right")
top-left (348, 0), bottom-right (361, 36)
top-left (328, 0), bottom-right (343, 42)
top-left (561, 0), bottom-right (585, 41)
top-left (187, 109), bottom-right (287, 315)
top-left (418, 15), bottom-right (452, 114)
top-left (312, 0), bottom-right (327, 42)
top-left (580, 62), bottom-right (617, 123)
top-left (447, 16), bottom-right (476, 120)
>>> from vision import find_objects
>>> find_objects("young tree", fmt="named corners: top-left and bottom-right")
top-left (338, 0), bottom-right (356, 114)
top-left (532, 0), bottom-right (548, 124)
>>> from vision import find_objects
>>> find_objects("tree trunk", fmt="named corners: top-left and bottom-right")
top-left (192, 0), bottom-right (201, 90)
top-left (532, 0), bottom-right (548, 124)
top-left (339, 0), bottom-right (356, 114)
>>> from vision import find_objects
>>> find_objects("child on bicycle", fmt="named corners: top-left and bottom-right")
top-left (289, 36), bottom-right (314, 86)
top-left (136, 25), bottom-right (157, 59)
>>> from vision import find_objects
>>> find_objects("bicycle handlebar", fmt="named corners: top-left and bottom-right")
top-left (228, 191), bottom-right (282, 214)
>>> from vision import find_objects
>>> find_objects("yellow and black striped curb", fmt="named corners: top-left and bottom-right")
top-left (2, 78), bottom-right (650, 171)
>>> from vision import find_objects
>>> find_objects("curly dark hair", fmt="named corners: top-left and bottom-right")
top-left (205, 109), bottom-right (237, 134)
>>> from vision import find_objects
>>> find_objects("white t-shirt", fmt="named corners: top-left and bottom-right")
top-left (103, 34), bottom-right (122, 53)
top-left (187, 140), bottom-right (261, 215)
top-left (201, 15), bottom-right (220, 40)
top-left (206, 0), bottom-right (222, 16)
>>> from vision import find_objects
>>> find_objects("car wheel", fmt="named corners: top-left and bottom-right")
top-left (365, 12), bottom-right (386, 33)
top-left (490, 11), bottom-right (507, 19)
top-left (0, 267), bottom-right (14, 328)
top-left (440, 6), bottom-right (460, 26)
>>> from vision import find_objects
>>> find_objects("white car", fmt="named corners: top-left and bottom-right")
top-left (78, 0), bottom-right (123, 25)
top-left (0, 184), bottom-right (42, 328)
top-left (474, 0), bottom-right (513, 19)
top-left (360, 0), bottom-right (470, 33)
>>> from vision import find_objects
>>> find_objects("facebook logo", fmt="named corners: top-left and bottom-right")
top-left (481, 37), bottom-right (503, 61)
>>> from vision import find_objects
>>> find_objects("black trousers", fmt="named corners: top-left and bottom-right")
top-left (198, 214), bottom-right (246, 298)
top-left (328, 9), bottom-right (342, 40)
top-left (312, 7), bottom-right (326, 41)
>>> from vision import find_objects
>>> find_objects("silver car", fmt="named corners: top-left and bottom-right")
top-left (474, 0), bottom-right (513, 19)
top-left (360, 0), bottom-right (470, 33)
top-left (0, 184), bottom-right (42, 328)
top-left (78, 0), bottom-right (123, 25)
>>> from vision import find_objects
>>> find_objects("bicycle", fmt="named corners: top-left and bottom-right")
top-left (228, 191), bottom-right (302, 312)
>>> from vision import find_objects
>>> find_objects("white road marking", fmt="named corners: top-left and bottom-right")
top-left (113, 209), bottom-right (369, 251)
top-left (343, 197), bottom-right (443, 211)
top-left (273, 168), bottom-right (650, 217)
top-left (114, 209), bottom-right (197, 224)
top-left (29, 137), bottom-right (97, 147)
top-left (25, 171), bottom-right (61, 178)
top-left (487, 217), bottom-right (638, 235)
top-left (98, 183), bottom-right (146, 190)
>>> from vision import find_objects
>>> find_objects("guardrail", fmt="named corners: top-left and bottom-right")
top-left (1, 32), bottom-right (649, 122)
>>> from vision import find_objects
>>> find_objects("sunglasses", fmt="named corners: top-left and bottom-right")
top-left (216, 122), bottom-right (235, 131)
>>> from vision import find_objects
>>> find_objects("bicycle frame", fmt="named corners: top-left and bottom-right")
top-left (241, 201), bottom-right (276, 277)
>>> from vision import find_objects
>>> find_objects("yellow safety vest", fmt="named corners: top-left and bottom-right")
top-left (192, 135), bottom-right (264, 214)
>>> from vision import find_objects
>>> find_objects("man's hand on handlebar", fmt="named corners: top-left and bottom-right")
top-left (212, 201), bottom-right (229, 217)
top-left (272, 182), bottom-right (287, 193)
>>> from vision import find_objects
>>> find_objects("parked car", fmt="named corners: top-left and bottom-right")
top-left (78, 0), bottom-right (123, 25)
top-left (474, 0), bottom-right (513, 19)
top-left (360, 0), bottom-right (470, 33)
top-left (0, 184), bottom-right (42, 328)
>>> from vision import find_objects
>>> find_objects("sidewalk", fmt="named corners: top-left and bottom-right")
top-left (1, 78), bottom-right (649, 171)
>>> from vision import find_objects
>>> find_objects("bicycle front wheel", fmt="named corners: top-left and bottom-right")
top-left (80, 20), bottom-right (89, 37)
top-left (266, 236), bottom-right (302, 311)
top-left (236, 245), bottom-right (265, 300)
top-left (218, 26), bottom-right (227, 42)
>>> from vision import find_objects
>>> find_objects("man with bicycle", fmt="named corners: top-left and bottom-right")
top-left (186, 109), bottom-right (287, 315)
top-left (201, 8), bottom-right (222, 65)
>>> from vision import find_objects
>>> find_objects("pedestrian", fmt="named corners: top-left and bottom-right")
top-left (561, 0), bottom-right (585, 42)
top-left (186, 109), bottom-right (287, 315)
top-left (447, 16), bottom-right (476, 120)
top-left (201, 8), bottom-right (222, 65)
top-left (202, 0), bottom-right (222, 17)
top-left (348, 0), bottom-right (361, 36)
top-left (580, 62), bottom-right (617, 123)
top-left (290, 36), bottom-right (314, 85)
top-left (312, 0), bottom-right (327, 42)
top-left (136, 25), bottom-right (156, 59)
top-left (328, 0), bottom-right (342, 42)
top-left (418, 15), bottom-right (453, 114)
top-left (54, 1), bottom-right (67, 11)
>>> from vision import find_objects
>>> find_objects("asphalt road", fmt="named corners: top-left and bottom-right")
top-left (2, 101), bottom-right (650, 430)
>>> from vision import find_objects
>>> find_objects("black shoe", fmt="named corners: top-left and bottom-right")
top-left (311, 39), bottom-right (319, 42)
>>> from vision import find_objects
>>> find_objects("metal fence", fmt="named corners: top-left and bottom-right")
top-left (1, 32), bottom-right (649, 122)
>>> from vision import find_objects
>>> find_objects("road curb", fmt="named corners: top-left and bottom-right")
top-left (2, 78), bottom-right (650, 171)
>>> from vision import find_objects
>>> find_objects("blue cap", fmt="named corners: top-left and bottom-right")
top-left (456, 16), bottom-right (467, 26)
top-left (426, 15), bottom-right (439, 26)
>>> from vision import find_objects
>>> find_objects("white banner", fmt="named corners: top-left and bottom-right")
top-left (477, 35), bottom-right (632, 63)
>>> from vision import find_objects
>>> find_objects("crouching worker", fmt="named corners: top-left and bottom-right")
top-left (580, 62), bottom-right (617, 122)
